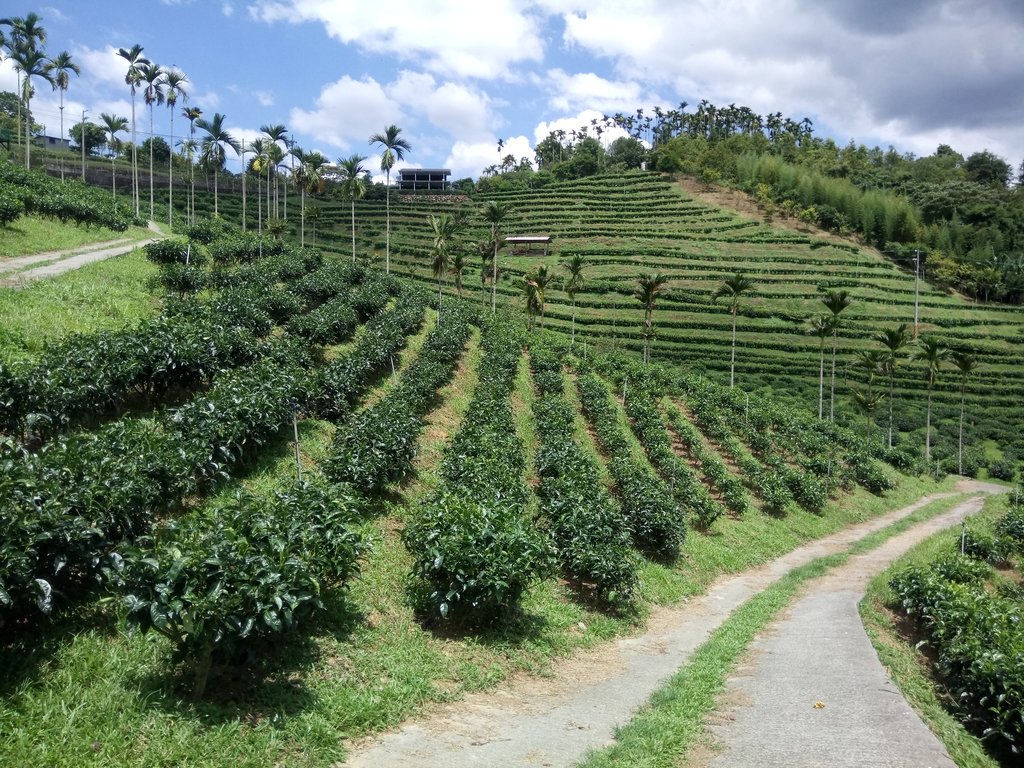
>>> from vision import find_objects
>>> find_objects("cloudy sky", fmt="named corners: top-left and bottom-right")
top-left (2, 0), bottom-right (1022, 180)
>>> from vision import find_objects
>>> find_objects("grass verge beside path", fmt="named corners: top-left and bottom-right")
top-left (860, 494), bottom-right (1008, 768)
top-left (0, 215), bottom-right (155, 259)
top-left (0, 249), bottom-right (159, 362)
top-left (0, 449), bottom-right (952, 767)
top-left (577, 492), bottom-right (969, 768)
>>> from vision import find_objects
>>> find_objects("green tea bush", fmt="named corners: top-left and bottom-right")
top-left (116, 481), bottom-right (365, 698)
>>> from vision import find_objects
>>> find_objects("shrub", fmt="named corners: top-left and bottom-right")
top-left (403, 492), bottom-right (555, 622)
top-left (116, 481), bottom-right (365, 698)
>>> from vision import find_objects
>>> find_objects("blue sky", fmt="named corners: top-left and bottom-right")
top-left (3, 1), bottom-right (1022, 180)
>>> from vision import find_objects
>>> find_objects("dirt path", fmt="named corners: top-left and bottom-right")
top-left (700, 488), bottom-right (1003, 767)
top-left (0, 222), bottom-right (164, 288)
top-left (343, 481), bottom-right (1003, 767)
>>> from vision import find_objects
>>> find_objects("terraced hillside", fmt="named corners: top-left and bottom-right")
top-left (1, 220), bottom-right (949, 765)
top-left (310, 171), bottom-right (1024, 454)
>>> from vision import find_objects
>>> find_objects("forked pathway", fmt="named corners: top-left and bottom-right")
top-left (344, 481), bottom-right (1003, 768)
top-left (702, 486), bottom-right (1003, 768)
top-left (0, 222), bottom-right (164, 287)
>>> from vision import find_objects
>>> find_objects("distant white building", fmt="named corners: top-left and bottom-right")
top-left (33, 133), bottom-right (72, 151)
top-left (398, 168), bottom-right (451, 191)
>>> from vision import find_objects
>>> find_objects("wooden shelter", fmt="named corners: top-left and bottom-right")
top-left (505, 235), bottom-right (553, 256)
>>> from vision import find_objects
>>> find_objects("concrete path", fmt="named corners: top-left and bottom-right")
top-left (0, 222), bottom-right (164, 288)
top-left (703, 493), bottom-right (995, 768)
top-left (343, 481), bottom-right (1002, 768)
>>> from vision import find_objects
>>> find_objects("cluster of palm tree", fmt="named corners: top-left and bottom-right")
top-left (531, 100), bottom-right (816, 169)
top-left (0, 13), bottom-right (79, 176)
top-left (425, 204), bottom-right (512, 321)
top-left (852, 324), bottom-right (980, 469)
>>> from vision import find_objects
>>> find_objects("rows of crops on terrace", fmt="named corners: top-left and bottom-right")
top-left (2, 218), bottom-right (908, 667)
top-left (315, 170), bottom-right (1024, 458)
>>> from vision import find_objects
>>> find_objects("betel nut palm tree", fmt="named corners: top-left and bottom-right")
top-left (369, 124), bottom-right (411, 273)
top-left (46, 50), bottom-right (79, 181)
top-left (561, 253), bottom-right (586, 345)
top-left (139, 60), bottom-right (165, 220)
top-left (713, 273), bottom-right (755, 387)
top-left (99, 112), bottom-right (128, 199)
top-left (807, 315), bottom-right (834, 419)
top-left (163, 68), bottom-right (188, 226)
top-left (195, 112), bottom-right (239, 216)
top-left (117, 44), bottom-right (149, 217)
top-left (338, 154), bottom-right (369, 262)
top-left (912, 336), bottom-right (948, 463)
top-left (873, 322), bottom-right (910, 449)
top-left (526, 263), bottom-right (554, 330)
top-left (950, 350), bottom-right (979, 475)
top-left (182, 106), bottom-right (202, 225)
top-left (821, 289), bottom-right (853, 421)
top-left (637, 271), bottom-right (669, 364)
top-left (429, 213), bottom-right (457, 321)
top-left (481, 200), bottom-right (511, 313)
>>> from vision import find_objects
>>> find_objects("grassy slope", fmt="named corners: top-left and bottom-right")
top-left (0, 214), bottom-right (155, 259)
top-left (0, 205), bottom-right (976, 767)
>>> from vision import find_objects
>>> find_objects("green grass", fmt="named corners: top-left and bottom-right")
top-left (577, 492), bottom-right (968, 768)
top-left (0, 214), bottom-right (155, 259)
top-left (0, 367), bottom-right (952, 767)
top-left (859, 493), bottom-right (1011, 768)
top-left (0, 249), bottom-right (161, 362)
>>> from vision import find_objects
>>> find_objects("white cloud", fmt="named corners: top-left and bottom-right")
top-left (543, 0), bottom-right (1024, 163)
top-left (254, 90), bottom-right (275, 107)
top-left (388, 70), bottom-right (496, 141)
top-left (289, 75), bottom-right (402, 151)
top-left (248, 0), bottom-right (545, 79)
top-left (445, 134), bottom-right (533, 179)
top-left (545, 69), bottom-right (653, 114)
top-left (222, 2), bottom-right (235, 16)
top-left (73, 45), bottom-right (130, 91)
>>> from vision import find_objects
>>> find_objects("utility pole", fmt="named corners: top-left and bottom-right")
top-left (80, 110), bottom-right (88, 182)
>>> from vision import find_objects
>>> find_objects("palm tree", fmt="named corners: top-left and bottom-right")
top-left (528, 264), bottom-right (554, 329)
top-left (9, 43), bottom-right (53, 169)
top-left (99, 112), bottom-right (128, 199)
top-left (368, 124), bottom-right (411, 273)
top-left (561, 253), bottom-right (586, 345)
top-left (139, 61), bottom-right (165, 220)
top-left (873, 323), bottom-right (911, 448)
top-left (295, 149), bottom-right (327, 247)
top-left (182, 106), bottom-right (202, 224)
top-left (852, 349), bottom-right (887, 440)
top-left (248, 137), bottom-right (269, 232)
top-left (163, 68), bottom-right (187, 227)
top-left (821, 289), bottom-right (853, 421)
top-left (481, 200), bottom-right (511, 313)
top-left (851, 388), bottom-right (884, 439)
top-left (713, 273), bottom-right (755, 386)
top-left (261, 123), bottom-right (288, 218)
top-left (637, 272), bottom-right (669, 363)
top-left (807, 315), bottom-right (834, 419)
top-left (305, 203), bottom-right (322, 245)
top-left (450, 251), bottom-right (467, 297)
top-left (524, 277), bottom-right (541, 331)
top-left (117, 44), bottom-right (150, 217)
top-left (45, 50), bottom-right (78, 181)
top-left (195, 113), bottom-right (239, 216)
top-left (912, 337), bottom-right (948, 462)
top-left (177, 137), bottom-right (198, 216)
top-left (338, 154), bottom-right (369, 261)
top-left (950, 350), bottom-right (980, 475)
top-left (429, 213), bottom-right (457, 320)
top-left (1, 12), bottom-right (47, 161)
